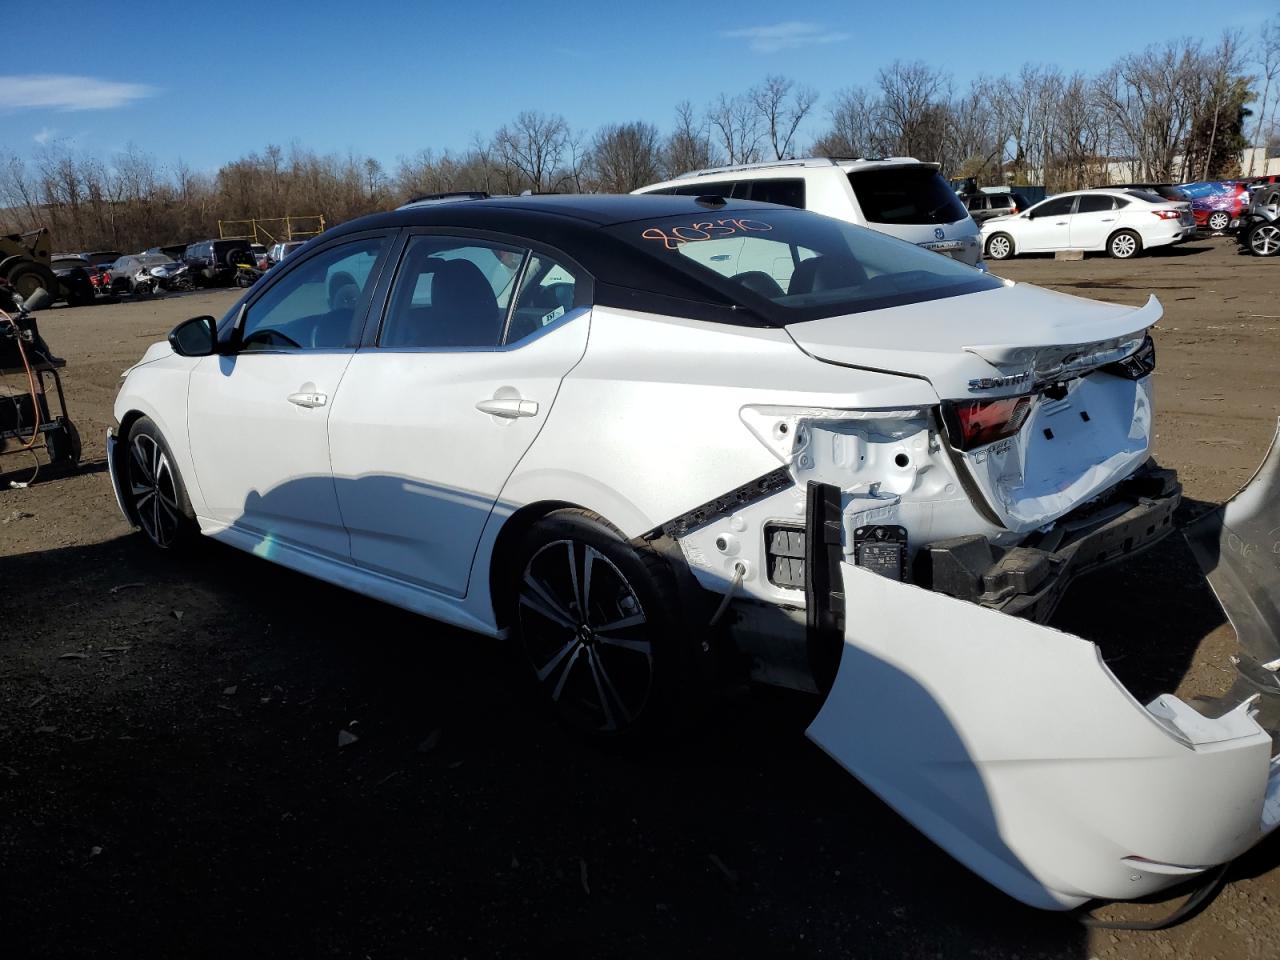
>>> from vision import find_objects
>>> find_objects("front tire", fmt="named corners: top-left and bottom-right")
top-left (985, 232), bottom-right (1014, 260)
top-left (1248, 222), bottom-right (1280, 257)
top-left (1108, 229), bottom-right (1141, 259)
top-left (123, 417), bottom-right (196, 550)
top-left (511, 509), bottom-right (689, 739)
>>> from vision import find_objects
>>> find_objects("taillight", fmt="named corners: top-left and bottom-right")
top-left (941, 395), bottom-right (1034, 451)
top-left (1010, 204), bottom-right (1019, 214)
top-left (1152, 209), bottom-right (1180, 220)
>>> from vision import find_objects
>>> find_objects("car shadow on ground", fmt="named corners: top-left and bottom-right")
top-left (0, 531), bottom-right (1109, 959)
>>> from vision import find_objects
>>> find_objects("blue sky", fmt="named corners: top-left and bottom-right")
top-left (0, 0), bottom-right (1270, 174)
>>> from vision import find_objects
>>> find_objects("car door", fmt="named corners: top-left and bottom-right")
top-left (184, 231), bottom-right (391, 559)
top-left (327, 231), bottom-right (592, 597)
top-left (1017, 195), bottom-right (1076, 251)
top-left (1069, 194), bottom-right (1119, 249)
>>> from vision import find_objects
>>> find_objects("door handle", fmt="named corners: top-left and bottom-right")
top-left (288, 391), bottom-right (327, 408)
top-left (1101, 217), bottom-right (1116, 222)
top-left (476, 397), bottom-right (538, 419)
top-left (1055, 220), bottom-right (1068, 225)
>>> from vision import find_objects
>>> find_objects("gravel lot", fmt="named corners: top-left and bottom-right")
top-left (2, 237), bottom-right (1279, 959)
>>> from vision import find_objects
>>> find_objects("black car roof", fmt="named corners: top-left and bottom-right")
top-left (337, 193), bottom-right (782, 232)
top-left (324, 195), bottom-right (790, 327)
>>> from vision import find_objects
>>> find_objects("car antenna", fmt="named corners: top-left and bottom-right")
top-left (696, 195), bottom-right (728, 208)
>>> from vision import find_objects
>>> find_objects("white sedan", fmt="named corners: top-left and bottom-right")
top-left (109, 194), bottom-right (1280, 912)
top-left (982, 188), bottom-right (1196, 260)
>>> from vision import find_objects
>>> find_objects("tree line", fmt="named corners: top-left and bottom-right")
top-left (3, 24), bottom-right (1277, 254)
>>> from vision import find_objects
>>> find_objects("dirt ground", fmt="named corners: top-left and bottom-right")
top-left (2, 238), bottom-right (1279, 959)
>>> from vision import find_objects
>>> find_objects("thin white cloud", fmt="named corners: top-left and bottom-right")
top-left (0, 75), bottom-right (156, 112)
top-left (722, 22), bottom-right (849, 53)
top-left (33, 126), bottom-right (55, 145)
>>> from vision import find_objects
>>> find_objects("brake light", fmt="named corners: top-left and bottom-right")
top-left (1010, 204), bottom-right (1019, 214)
top-left (1152, 209), bottom-right (1180, 220)
top-left (941, 395), bottom-right (1034, 451)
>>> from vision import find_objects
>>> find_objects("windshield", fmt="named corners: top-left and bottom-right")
top-left (847, 166), bottom-right (969, 225)
top-left (609, 207), bottom-right (1000, 322)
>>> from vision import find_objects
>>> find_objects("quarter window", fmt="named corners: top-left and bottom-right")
top-left (239, 237), bottom-right (386, 351)
top-left (380, 237), bottom-right (527, 349)
top-left (504, 253), bottom-right (584, 345)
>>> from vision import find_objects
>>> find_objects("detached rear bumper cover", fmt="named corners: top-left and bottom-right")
top-left (807, 421), bottom-right (1280, 910)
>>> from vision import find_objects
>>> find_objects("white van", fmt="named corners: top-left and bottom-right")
top-left (634, 157), bottom-right (984, 268)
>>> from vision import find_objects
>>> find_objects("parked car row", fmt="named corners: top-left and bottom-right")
top-left (47, 236), bottom-right (318, 304)
top-left (981, 188), bottom-right (1197, 260)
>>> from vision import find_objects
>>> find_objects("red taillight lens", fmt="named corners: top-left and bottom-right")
top-left (1153, 209), bottom-right (1180, 220)
top-left (942, 396), bottom-right (1034, 451)
top-left (1010, 204), bottom-right (1019, 214)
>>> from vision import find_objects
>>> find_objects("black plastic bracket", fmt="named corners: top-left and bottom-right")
top-left (805, 480), bottom-right (845, 695)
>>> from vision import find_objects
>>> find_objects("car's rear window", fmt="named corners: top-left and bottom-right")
top-left (1124, 189), bottom-right (1165, 204)
top-left (608, 207), bottom-right (1000, 322)
top-left (848, 167), bottom-right (969, 225)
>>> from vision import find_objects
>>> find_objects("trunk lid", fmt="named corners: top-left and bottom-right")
top-left (785, 283), bottom-right (1162, 531)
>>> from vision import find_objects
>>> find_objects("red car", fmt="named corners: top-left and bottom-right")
top-left (1179, 181), bottom-right (1250, 232)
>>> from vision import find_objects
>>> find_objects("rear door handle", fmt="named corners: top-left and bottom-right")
top-left (288, 391), bottom-right (327, 408)
top-left (476, 397), bottom-right (538, 419)
top-left (1101, 217), bottom-right (1116, 222)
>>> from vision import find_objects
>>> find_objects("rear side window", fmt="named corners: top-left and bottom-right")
top-left (747, 179), bottom-right (806, 209)
top-left (1076, 195), bottom-right (1115, 213)
top-left (848, 167), bottom-right (968, 225)
top-left (380, 236), bottom-right (527, 349)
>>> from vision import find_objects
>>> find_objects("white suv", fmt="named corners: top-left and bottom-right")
top-left (634, 157), bottom-right (984, 267)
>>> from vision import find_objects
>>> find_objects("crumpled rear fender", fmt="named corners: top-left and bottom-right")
top-left (807, 420), bottom-right (1280, 910)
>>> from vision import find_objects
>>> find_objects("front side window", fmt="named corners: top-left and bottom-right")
top-left (1033, 196), bottom-right (1076, 217)
top-left (379, 237), bottom-right (526, 349)
top-left (238, 237), bottom-right (386, 351)
top-left (848, 166), bottom-right (968, 225)
top-left (612, 208), bottom-right (1000, 322)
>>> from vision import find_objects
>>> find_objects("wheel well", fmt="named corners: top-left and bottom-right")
top-left (488, 500), bottom-right (577, 629)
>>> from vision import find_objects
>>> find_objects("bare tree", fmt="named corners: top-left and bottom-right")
top-left (662, 101), bottom-right (715, 177)
top-left (1249, 18), bottom-right (1280, 174)
top-left (876, 61), bottom-right (950, 161)
top-left (811, 86), bottom-right (879, 157)
top-left (493, 111), bottom-right (570, 193)
top-left (750, 75), bottom-right (818, 160)
top-left (707, 92), bottom-right (763, 165)
top-left (591, 121), bottom-right (662, 192)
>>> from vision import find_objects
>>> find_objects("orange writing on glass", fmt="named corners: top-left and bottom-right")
top-left (641, 218), bottom-right (774, 250)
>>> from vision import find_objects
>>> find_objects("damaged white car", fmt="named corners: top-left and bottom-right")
top-left (108, 194), bottom-right (1280, 911)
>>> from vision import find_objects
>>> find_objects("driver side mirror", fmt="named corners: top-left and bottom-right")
top-left (168, 315), bottom-right (217, 357)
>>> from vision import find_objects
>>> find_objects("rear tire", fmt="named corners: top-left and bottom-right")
top-left (510, 509), bottom-right (693, 740)
top-left (1108, 229), bottom-right (1141, 259)
top-left (1207, 211), bottom-right (1231, 232)
top-left (985, 232), bottom-right (1014, 260)
top-left (122, 417), bottom-right (196, 550)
